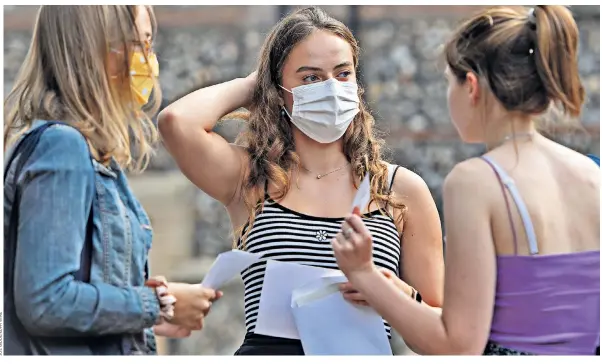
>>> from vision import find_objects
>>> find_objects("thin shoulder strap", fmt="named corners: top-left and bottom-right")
top-left (481, 156), bottom-right (539, 255)
top-left (387, 163), bottom-right (400, 191)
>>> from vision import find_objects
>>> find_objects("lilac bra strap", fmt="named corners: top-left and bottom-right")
top-left (481, 156), bottom-right (539, 255)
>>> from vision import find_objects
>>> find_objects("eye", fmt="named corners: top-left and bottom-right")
top-left (302, 74), bottom-right (320, 83)
top-left (337, 70), bottom-right (353, 79)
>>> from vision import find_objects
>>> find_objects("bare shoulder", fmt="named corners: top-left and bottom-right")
top-left (565, 147), bottom-right (600, 177)
top-left (390, 165), bottom-right (431, 200)
top-left (443, 158), bottom-right (496, 199)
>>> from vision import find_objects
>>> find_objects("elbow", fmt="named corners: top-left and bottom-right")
top-left (424, 296), bottom-right (443, 309)
top-left (444, 336), bottom-right (488, 355)
top-left (414, 343), bottom-right (483, 356)
top-left (422, 290), bottom-right (443, 309)
top-left (157, 108), bottom-right (178, 140)
top-left (14, 280), bottom-right (97, 337)
top-left (15, 294), bottom-right (61, 336)
top-left (446, 346), bottom-right (485, 356)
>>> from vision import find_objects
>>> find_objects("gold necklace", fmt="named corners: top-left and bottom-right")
top-left (300, 162), bottom-right (350, 180)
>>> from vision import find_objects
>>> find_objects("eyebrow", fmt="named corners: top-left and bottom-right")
top-left (296, 61), bottom-right (353, 73)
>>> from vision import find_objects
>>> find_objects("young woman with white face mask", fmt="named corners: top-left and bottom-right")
top-left (159, 7), bottom-right (444, 355)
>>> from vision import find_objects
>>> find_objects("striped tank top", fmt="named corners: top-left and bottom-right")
top-left (238, 164), bottom-right (403, 338)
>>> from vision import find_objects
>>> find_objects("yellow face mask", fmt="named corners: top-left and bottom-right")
top-left (129, 50), bottom-right (159, 107)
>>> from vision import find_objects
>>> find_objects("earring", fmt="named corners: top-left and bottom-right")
top-left (281, 108), bottom-right (286, 119)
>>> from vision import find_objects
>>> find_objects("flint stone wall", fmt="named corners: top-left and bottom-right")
top-left (4, 5), bottom-right (599, 355)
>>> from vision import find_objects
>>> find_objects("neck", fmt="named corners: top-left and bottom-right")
top-left (483, 113), bottom-right (537, 150)
top-left (293, 128), bottom-right (348, 174)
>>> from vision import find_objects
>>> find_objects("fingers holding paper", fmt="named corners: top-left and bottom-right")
top-left (332, 208), bottom-right (376, 279)
top-left (338, 285), bottom-right (370, 306)
top-left (167, 283), bottom-right (223, 330)
top-left (339, 268), bottom-right (412, 306)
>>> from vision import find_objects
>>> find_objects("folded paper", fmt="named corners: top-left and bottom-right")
top-left (291, 279), bottom-right (392, 355)
top-left (201, 250), bottom-right (263, 290)
top-left (254, 260), bottom-right (345, 339)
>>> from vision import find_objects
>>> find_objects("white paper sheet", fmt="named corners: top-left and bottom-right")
top-left (352, 172), bottom-right (371, 212)
top-left (291, 280), bottom-right (392, 355)
top-left (201, 250), bottom-right (263, 290)
top-left (254, 260), bottom-right (345, 339)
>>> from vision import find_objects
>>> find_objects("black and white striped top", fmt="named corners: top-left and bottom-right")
top-left (238, 165), bottom-right (403, 338)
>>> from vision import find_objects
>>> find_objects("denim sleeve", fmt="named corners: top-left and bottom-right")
top-left (13, 125), bottom-right (161, 336)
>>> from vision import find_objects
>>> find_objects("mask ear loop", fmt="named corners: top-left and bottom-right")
top-left (278, 85), bottom-right (293, 121)
top-left (279, 85), bottom-right (292, 93)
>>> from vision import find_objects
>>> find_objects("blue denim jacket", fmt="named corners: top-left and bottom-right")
top-left (4, 120), bottom-right (160, 354)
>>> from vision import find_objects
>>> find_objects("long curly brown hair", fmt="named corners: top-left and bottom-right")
top-left (232, 7), bottom-right (406, 247)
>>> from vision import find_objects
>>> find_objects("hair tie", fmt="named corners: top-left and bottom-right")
top-left (527, 7), bottom-right (537, 30)
top-left (527, 7), bottom-right (537, 55)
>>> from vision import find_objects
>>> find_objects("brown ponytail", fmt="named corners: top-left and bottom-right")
top-left (532, 5), bottom-right (585, 118)
top-left (444, 6), bottom-right (585, 119)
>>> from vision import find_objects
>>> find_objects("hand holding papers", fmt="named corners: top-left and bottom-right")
top-left (254, 261), bottom-right (392, 355)
top-left (291, 279), bottom-right (392, 355)
top-left (254, 260), bottom-right (344, 339)
top-left (201, 250), bottom-right (262, 290)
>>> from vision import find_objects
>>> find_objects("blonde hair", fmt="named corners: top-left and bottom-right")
top-left (4, 5), bottom-right (161, 172)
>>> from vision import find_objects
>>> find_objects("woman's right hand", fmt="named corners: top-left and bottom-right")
top-left (166, 283), bottom-right (223, 330)
top-left (339, 268), bottom-right (412, 306)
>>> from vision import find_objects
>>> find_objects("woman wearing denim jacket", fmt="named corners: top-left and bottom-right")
top-left (3, 5), bottom-right (219, 355)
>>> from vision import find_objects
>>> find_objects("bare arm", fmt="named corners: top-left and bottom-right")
top-left (393, 168), bottom-right (444, 307)
top-left (334, 159), bottom-right (497, 355)
top-left (158, 73), bottom-right (256, 206)
top-left (338, 169), bottom-right (443, 310)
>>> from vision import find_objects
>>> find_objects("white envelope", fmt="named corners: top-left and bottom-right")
top-left (291, 279), bottom-right (392, 356)
top-left (254, 260), bottom-right (345, 339)
top-left (201, 250), bottom-right (263, 290)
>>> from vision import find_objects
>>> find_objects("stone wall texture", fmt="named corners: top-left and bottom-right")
top-left (4, 5), bottom-right (600, 355)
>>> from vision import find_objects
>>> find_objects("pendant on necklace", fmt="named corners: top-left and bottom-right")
top-left (316, 174), bottom-right (323, 179)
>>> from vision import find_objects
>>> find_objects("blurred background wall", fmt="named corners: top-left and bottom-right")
top-left (4, 4), bottom-right (599, 355)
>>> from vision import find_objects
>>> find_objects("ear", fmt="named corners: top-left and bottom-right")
top-left (275, 85), bottom-right (285, 107)
top-left (465, 72), bottom-right (480, 106)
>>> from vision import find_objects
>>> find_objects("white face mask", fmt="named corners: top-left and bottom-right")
top-left (280, 78), bottom-right (360, 144)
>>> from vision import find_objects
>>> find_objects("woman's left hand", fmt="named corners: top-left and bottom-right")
top-left (153, 322), bottom-right (192, 338)
top-left (332, 207), bottom-right (377, 279)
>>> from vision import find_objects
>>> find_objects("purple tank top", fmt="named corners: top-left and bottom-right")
top-left (482, 156), bottom-right (600, 355)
